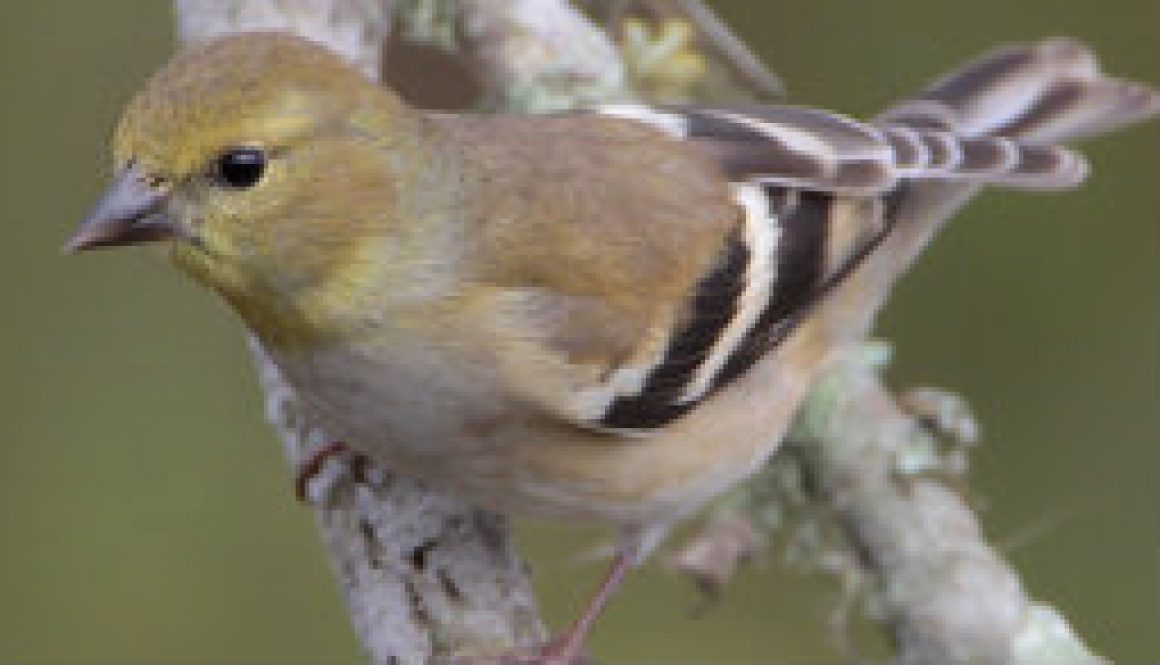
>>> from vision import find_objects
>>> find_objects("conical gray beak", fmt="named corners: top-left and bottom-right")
top-left (64, 165), bottom-right (178, 253)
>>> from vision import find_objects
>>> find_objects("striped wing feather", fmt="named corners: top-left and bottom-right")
top-left (542, 38), bottom-right (1159, 432)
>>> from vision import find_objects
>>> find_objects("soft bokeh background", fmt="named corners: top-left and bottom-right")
top-left (1, 1), bottom-right (1156, 662)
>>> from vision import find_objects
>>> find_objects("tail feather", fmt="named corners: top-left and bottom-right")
top-left (821, 38), bottom-right (1158, 342)
top-left (997, 77), bottom-right (1160, 143)
top-left (881, 125), bottom-right (1089, 190)
top-left (877, 38), bottom-right (1159, 192)
top-left (879, 37), bottom-right (1160, 143)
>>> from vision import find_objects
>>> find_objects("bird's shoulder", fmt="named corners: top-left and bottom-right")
top-left (435, 111), bottom-right (740, 316)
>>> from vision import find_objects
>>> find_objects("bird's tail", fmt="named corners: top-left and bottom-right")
top-left (825, 37), bottom-right (1159, 342)
top-left (878, 37), bottom-right (1159, 145)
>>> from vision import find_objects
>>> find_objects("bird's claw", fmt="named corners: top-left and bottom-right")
top-left (293, 441), bottom-right (368, 504)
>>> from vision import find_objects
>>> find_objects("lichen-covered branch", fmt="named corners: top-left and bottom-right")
top-left (674, 343), bottom-right (1107, 664)
top-left (248, 341), bottom-right (544, 664)
top-left (794, 345), bottom-right (1106, 664)
top-left (398, 0), bottom-right (631, 112)
top-left (578, 0), bottom-right (785, 102)
top-left (174, 0), bottom-right (392, 78)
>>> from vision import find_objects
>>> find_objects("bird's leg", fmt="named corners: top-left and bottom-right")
top-left (294, 441), bottom-right (369, 502)
top-left (541, 550), bottom-right (635, 662)
top-left (501, 549), bottom-right (637, 664)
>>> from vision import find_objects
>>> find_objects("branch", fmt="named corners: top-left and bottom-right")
top-left (793, 345), bottom-right (1106, 664)
top-left (399, 0), bottom-right (630, 112)
top-left (577, 0), bottom-right (785, 102)
top-left (674, 343), bottom-right (1107, 664)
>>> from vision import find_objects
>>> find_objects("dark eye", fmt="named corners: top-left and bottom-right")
top-left (214, 147), bottom-right (266, 189)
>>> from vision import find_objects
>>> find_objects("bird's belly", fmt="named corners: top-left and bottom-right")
top-left (271, 322), bottom-right (827, 526)
top-left (274, 339), bottom-right (512, 462)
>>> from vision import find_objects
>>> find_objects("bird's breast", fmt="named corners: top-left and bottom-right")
top-left (272, 335), bottom-right (513, 463)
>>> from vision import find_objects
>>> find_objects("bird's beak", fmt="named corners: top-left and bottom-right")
top-left (64, 165), bottom-right (180, 253)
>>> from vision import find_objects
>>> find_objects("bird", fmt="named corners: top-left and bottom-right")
top-left (67, 32), bottom-right (1159, 662)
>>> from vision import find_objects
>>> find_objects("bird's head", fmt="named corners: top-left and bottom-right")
top-left (68, 32), bottom-right (421, 345)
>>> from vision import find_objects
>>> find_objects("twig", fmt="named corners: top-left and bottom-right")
top-left (790, 345), bottom-right (1107, 665)
top-left (670, 0), bottom-right (785, 98)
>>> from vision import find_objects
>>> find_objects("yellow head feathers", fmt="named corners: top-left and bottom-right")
top-left (87, 33), bottom-right (425, 347)
top-left (114, 32), bottom-right (404, 178)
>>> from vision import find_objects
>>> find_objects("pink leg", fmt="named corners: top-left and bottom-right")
top-left (503, 550), bottom-right (636, 664)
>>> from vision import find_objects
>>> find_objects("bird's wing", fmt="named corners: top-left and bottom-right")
top-left (463, 39), bottom-right (1156, 433)
top-left (461, 105), bottom-right (903, 432)
top-left (601, 102), bottom-right (1092, 194)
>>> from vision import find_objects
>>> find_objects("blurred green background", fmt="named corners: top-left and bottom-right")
top-left (1, 1), bottom-right (1156, 662)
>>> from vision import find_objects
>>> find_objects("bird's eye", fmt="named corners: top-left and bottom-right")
top-left (214, 148), bottom-right (267, 189)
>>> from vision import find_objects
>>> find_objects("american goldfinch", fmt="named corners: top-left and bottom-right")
top-left (68, 33), bottom-right (1159, 661)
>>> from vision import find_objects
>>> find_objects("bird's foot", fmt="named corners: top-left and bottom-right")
top-left (476, 550), bottom-right (636, 664)
top-left (491, 634), bottom-right (592, 665)
top-left (447, 635), bottom-right (592, 665)
top-left (293, 441), bottom-right (369, 503)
